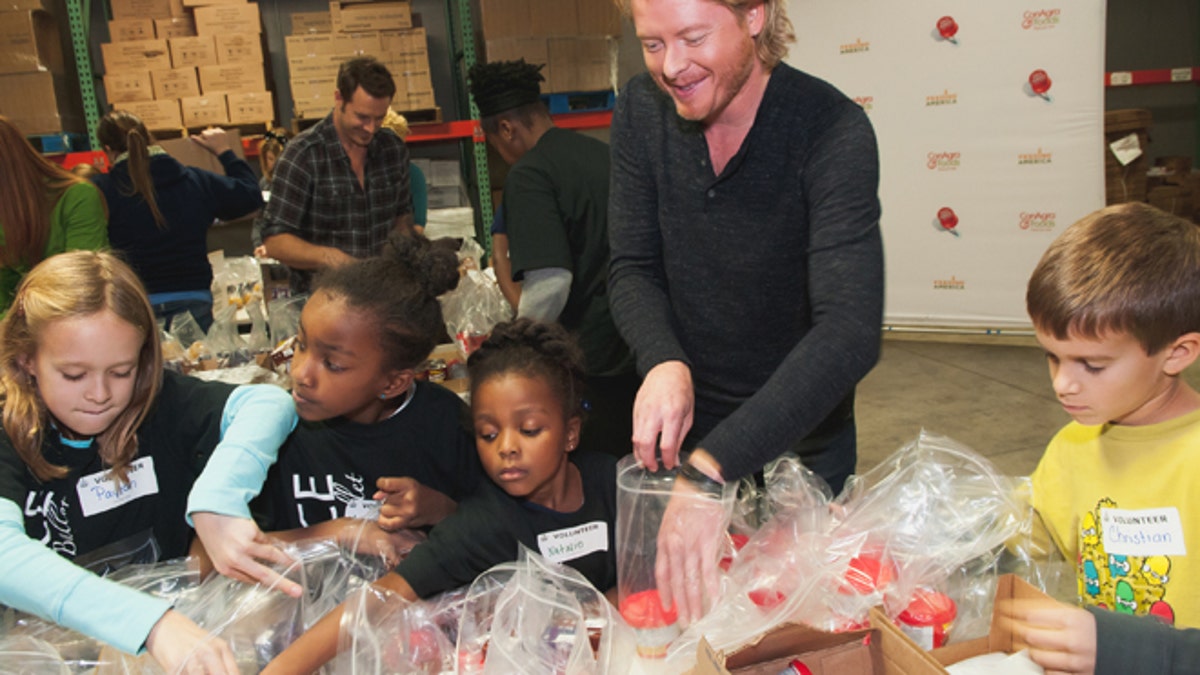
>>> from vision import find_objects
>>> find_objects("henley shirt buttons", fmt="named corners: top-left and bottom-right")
top-left (707, 188), bottom-right (716, 198)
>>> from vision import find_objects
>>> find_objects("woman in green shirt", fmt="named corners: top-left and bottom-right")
top-left (0, 116), bottom-right (108, 317)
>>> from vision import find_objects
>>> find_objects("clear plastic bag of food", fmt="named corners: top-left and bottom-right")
top-left (333, 584), bottom-right (463, 674)
top-left (614, 455), bottom-right (736, 660)
top-left (455, 547), bottom-right (632, 674)
top-left (439, 269), bottom-right (512, 355)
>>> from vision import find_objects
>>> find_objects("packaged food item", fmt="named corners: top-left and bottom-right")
top-left (896, 587), bottom-right (957, 649)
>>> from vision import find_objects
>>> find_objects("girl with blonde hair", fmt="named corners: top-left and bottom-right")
top-left (0, 115), bottom-right (108, 318)
top-left (0, 250), bottom-right (299, 673)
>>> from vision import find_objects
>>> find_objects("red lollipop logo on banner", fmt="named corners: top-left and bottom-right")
top-left (937, 207), bottom-right (960, 236)
top-left (1028, 69), bottom-right (1053, 101)
top-left (936, 16), bottom-right (959, 44)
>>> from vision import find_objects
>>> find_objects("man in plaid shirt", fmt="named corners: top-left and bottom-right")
top-left (259, 57), bottom-right (414, 294)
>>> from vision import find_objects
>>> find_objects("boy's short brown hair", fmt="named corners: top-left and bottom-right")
top-left (1027, 202), bottom-right (1200, 354)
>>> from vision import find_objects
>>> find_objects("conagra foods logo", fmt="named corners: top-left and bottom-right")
top-left (1019, 211), bottom-right (1057, 231)
top-left (1022, 9), bottom-right (1061, 30)
top-left (926, 89), bottom-right (957, 107)
top-left (927, 151), bottom-right (961, 171)
top-left (1018, 148), bottom-right (1053, 165)
top-left (840, 38), bottom-right (870, 54)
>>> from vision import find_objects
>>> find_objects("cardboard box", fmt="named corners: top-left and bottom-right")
top-left (183, 0), bottom-right (244, 5)
top-left (0, 1), bottom-right (48, 10)
top-left (159, 126), bottom-right (243, 171)
top-left (530, 0), bottom-right (577, 38)
top-left (329, 0), bottom-right (410, 33)
top-left (547, 36), bottom-right (615, 93)
top-left (290, 11), bottom-right (331, 34)
top-left (198, 62), bottom-right (264, 94)
top-left (484, 37), bottom-right (548, 75)
top-left (286, 54), bottom-right (339, 80)
top-left (180, 93), bottom-right (229, 126)
top-left (214, 32), bottom-right (263, 64)
top-left (150, 66), bottom-right (199, 99)
top-left (691, 607), bottom-right (948, 675)
top-left (110, 0), bottom-right (185, 20)
top-left (193, 3), bottom-right (260, 36)
top-left (154, 16), bottom-right (196, 39)
top-left (101, 39), bottom-right (171, 72)
top-left (169, 35), bottom-right (216, 68)
top-left (290, 76), bottom-right (334, 117)
top-left (0, 71), bottom-right (82, 133)
top-left (103, 69), bottom-right (154, 103)
top-left (478, 0), bottom-right (530, 39)
top-left (575, 0), bottom-right (622, 37)
top-left (0, 10), bottom-right (62, 75)
top-left (479, 0), bottom-right (620, 39)
top-left (225, 90), bottom-right (273, 124)
top-left (108, 17), bottom-right (155, 42)
top-left (118, 98), bottom-right (181, 130)
top-left (378, 27), bottom-right (426, 56)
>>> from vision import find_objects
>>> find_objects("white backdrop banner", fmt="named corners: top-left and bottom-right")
top-left (786, 2), bottom-right (1107, 328)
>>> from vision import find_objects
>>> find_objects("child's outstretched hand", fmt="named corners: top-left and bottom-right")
top-left (373, 477), bottom-right (457, 530)
top-left (146, 609), bottom-right (239, 674)
top-left (191, 512), bottom-right (302, 597)
top-left (332, 517), bottom-right (427, 567)
top-left (997, 597), bottom-right (1097, 674)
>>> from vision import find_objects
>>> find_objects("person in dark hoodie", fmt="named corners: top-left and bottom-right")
top-left (93, 110), bottom-right (263, 332)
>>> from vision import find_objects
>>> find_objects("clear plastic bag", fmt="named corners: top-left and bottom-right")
top-left (455, 547), bottom-right (633, 675)
top-left (614, 455), bottom-right (736, 660)
top-left (0, 635), bottom-right (71, 674)
top-left (656, 431), bottom-right (1030, 673)
top-left (267, 294), bottom-right (307, 351)
top-left (439, 269), bottom-right (513, 355)
top-left (333, 585), bottom-right (464, 674)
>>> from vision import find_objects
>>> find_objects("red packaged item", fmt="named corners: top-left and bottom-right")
top-left (896, 587), bottom-right (957, 649)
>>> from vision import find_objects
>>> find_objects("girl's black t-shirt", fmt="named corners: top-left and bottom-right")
top-left (0, 371), bottom-right (235, 568)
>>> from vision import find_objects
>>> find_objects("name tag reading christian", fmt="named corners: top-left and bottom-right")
top-left (1101, 507), bottom-right (1187, 557)
top-left (537, 521), bottom-right (608, 564)
top-left (76, 456), bottom-right (160, 518)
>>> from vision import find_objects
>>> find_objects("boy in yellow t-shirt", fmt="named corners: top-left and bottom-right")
top-left (1026, 202), bottom-right (1200, 630)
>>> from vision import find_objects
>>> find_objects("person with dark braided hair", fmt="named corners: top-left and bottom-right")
top-left (249, 232), bottom-right (484, 558)
top-left (467, 59), bottom-right (639, 461)
top-left (265, 318), bottom-right (618, 673)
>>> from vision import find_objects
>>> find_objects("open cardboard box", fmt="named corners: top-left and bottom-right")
top-left (926, 574), bottom-right (1051, 672)
top-left (687, 574), bottom-right (1050, 675)
top-left (689, 609), bottom-right (935, 675)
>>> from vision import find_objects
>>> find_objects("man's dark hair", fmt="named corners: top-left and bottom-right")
top-left (467, 59), bottom-right (546, 130)
top-left (337, 57), bottom-right (397, 103)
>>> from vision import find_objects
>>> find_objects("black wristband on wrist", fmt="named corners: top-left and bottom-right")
top-left (678, 461), bottom-right (724, 491)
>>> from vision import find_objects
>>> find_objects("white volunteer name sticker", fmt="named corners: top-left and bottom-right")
top-left (1100, 507), bottom-right (1187, 557)
top-left (76, 456), bottom-right (160, 518)
top-left (537, 521), bottom-right (608, 564)
top-left (345, 498), bottom-right (381, 520)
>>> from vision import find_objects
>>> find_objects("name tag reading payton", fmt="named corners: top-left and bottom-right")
top-left (1101, 507), bottom-right (1187, 557)
top-left (345, 498), bottom-right (381, 520)
top-left (537, 521), bottom-right (608, 564)
top-left (76, 457), bottom-right (160, 518)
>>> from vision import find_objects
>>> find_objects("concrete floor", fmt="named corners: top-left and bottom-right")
top-left (855, 334), bottom-right (1200, 478)
top-left (854, 336), bottom-right (1066, 479)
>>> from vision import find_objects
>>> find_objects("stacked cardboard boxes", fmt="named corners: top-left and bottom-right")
top-left (0, 3), bottom-right (83, 134)
top-left (284, 1), bottom-right (435, 119)
top-left (100, 0), bottom-right (274, 130)
top-left (480, 0), bottom-right (620, 94)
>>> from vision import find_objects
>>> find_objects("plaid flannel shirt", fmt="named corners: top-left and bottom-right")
top-left (257, 113), bottom-right (411, 294)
